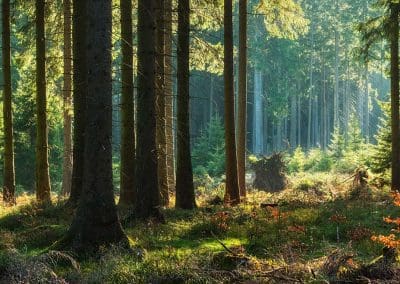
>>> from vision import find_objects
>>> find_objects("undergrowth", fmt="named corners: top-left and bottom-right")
top-left (0, 175), bottom-right (397, 283)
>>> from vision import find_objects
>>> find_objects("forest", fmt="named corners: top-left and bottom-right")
top-left (1, 0), bottom-right (400, 283)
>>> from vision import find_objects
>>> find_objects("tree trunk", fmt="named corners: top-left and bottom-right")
top-left (237, 0), bottom-right (247, 198)
top-left (334, 0), bottom-right (340, 131)
top-left (290, 94), bottom-right (296, 149)
top-left (156, 0), bottom-right (169, 207)
top-left (253, 68), bottom-right (263, 154)
top-left (62, 0), bottom-right (73, 196)
top-left (390, 3), bottom-right (400, 191)
top-left (69, 0), bottom-right (87, 205)
top-left (64, 0), bottom-right (128, 252)
top-left (223, 0), bottom-right (240, 206)
top-left (135, 0), bottom-right (163, 218)
top-left (35, 0), bottom-right (51, 203)
top-left (2, 0), bottom-right (16, 205)
top-left (119, 0), bottom-right (135, 206)
top-left (175, 0), bottom-right (196, 210)
top-left (165, 0), bottom-right (175, 200)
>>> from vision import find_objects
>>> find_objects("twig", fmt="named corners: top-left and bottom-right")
top-left (210, 231), bottom-right (237, 256)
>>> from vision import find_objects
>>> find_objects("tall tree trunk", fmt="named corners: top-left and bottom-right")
top-left (165, 0), bottom-right (175, 199)
top-left (290, 94), bottom-right (296, 149)
top-left (390, 3), bottom-right (400, 191)
top-left (253, 68), bottom-right (263, 154)
top-left (176, 0), bottom-right (196, 209)
top-left (334, 0), bottom-right (340, 131)
top-left (224, 0), bottom-right (240, 205)
top-left (35, 0), bottom-right (51, 202)
top-left (156, 0), bottom-right (169, 207)
top-left (62, 0), bottom-right (73, 196)
top-left (364, 64), bottom-right (370, 142)
top-left (135, 0), bottom-right (163, 218)
top-left (2, 0), bottom-right (15, 205)
top-left (237, 0), bottom-right (247, 198)
top-left (69, 0), bottom-right (87, 205)
top-left (119, 0), bottom-right (135, 206)
top-left (63, 0), bottom-right (128, 252)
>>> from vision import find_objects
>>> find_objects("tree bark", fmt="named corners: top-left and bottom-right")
top-left (135, 0), bottom-right (163, 218)
top-left (35, 0), bottom-right (51, 203)
top-left (64, 0), bottom-right (128, 252)
top-left (224, 0), bottom-right (240, 206)
top-left (156, 0), bottom-right (169, 207)
top-left (69, 0), bottom-right (87, 205)
top-left (2, 0), bottom-right (16, 205)
top-left (390, 3), bottom-right (400, 191)
top-left (175, 0), bottom-right (196, 210)
top-left (119, 0), bottom-right (135, 206)
top-left (237, 0), bottom-right (247, 198)
top-left (62, 0), bottom-right (73, 196)
top-left (165, 0), bottom-right (175, 202)
top-left (334, 0), bottom-right (340, 131)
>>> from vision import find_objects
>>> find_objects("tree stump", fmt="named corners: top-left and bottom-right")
top-left (251, 153), bottom-right (288, 192)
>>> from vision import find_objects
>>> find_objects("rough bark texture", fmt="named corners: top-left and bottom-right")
top-left (35, 0), bottom-right (51, 203)
top-left (390, 3), bottom-right (400, 191)
top-left (237, 0), bottom-right (247, 198)
top-left (156, 0), bottom-right (169, 207)
top-left (2, 0), bottom-right (16, 205)
top-left (135, 0), bottom-right (163, 219)
top-left (69, 0), bottom-right (87, 205)
top-left (119, 0), bottom-right (135, 206)
top-left (165, 0), bottom-right (175, 201)
top-left (175, 0), bottom-right (196, 210)
top-left (252, 153), bottom-right (288, 192)
top-left (62, 0), bottom-right (73, 196)
top-left (64, 0), bottom-right (128, 252)
top-left (224, 0), bottom-right (240, 206)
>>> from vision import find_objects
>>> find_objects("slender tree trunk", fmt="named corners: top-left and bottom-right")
top-left (63, 0), bottom-right (128, 252)
top-left (69, 0), bottom-right (87, 205)
top-left (237, 0), bottom-right (247, 198)
top-left (2, 0), bottom-right (15, 205)
top-left (290, 94), bottom-right (296, 149)
top-left (165, 0), bottom-right (175, 198)
top-left (62, 0), bottom-right (73, 196)
top-left (176, 0), bottom-right (196, 209)
top-left (156, 0), bottom-right (169, 207)
top-left (364, 64), bottom-right (370, 142)
top-left (35, 0), bottom-right (51, 202)
top-left (323, 64), bottom-right (327, 149)
top-left (119, 0), bottom-right (135, 206)
top-left (135, 0), bottom-right (163, 218)
top-left (390, 3), bottom-right (400, 191)
top-left (334, 0), bottom-right (340, 131)
top-left (253, 68), bottom-right (263, 154)
top-left (224, 0), bottom-right (240, 206)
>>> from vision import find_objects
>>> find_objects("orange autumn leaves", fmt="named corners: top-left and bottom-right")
top-left (372, 192), bottom-right (400, 248)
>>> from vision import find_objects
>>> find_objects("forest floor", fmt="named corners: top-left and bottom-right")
top-left (1, 172), bottom-right (400, 283)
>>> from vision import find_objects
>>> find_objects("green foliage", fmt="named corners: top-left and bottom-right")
top-left (287, 146), bottom-right (306, 173)
top-left (370, 102), bottom-right (391, 173)
top-left (192, 116), bottom-right (225, 178)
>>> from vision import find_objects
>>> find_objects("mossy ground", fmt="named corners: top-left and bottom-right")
top-left (0, 173), bottom-right (398, 283)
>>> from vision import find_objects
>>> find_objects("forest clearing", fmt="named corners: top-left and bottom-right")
top-left (2, 0), bottom-right (400, 283)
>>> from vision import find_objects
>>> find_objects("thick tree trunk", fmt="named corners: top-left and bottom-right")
top-left (62, 0), bottom-right (73, 196)
top-left (2, 0), bottom-right (15, 205)
top-left (69, 0), bottom-right (87, 205)
top-left (290, 94), bottom-right (296, 149)
top-left (135, 0), bottom-right (163, 218)
top-left (64, 0), bottom-right (128, 252)
top-left (176, 0), bottom-right (196, 210)
top-left (119, 0), bottom-right (135, 206)
top-left (237, 0), bottom-right (247, 198)
top-left (223, 0), bottom-right (240, 206)
top-left (156, 0), bottom-right (169, 207)
top-left (165, 0), bottom-right (175, 201)
top-left (390, 3), bottom-right (400, 191)
top-left (35, 0), bottom-right (51, 203)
